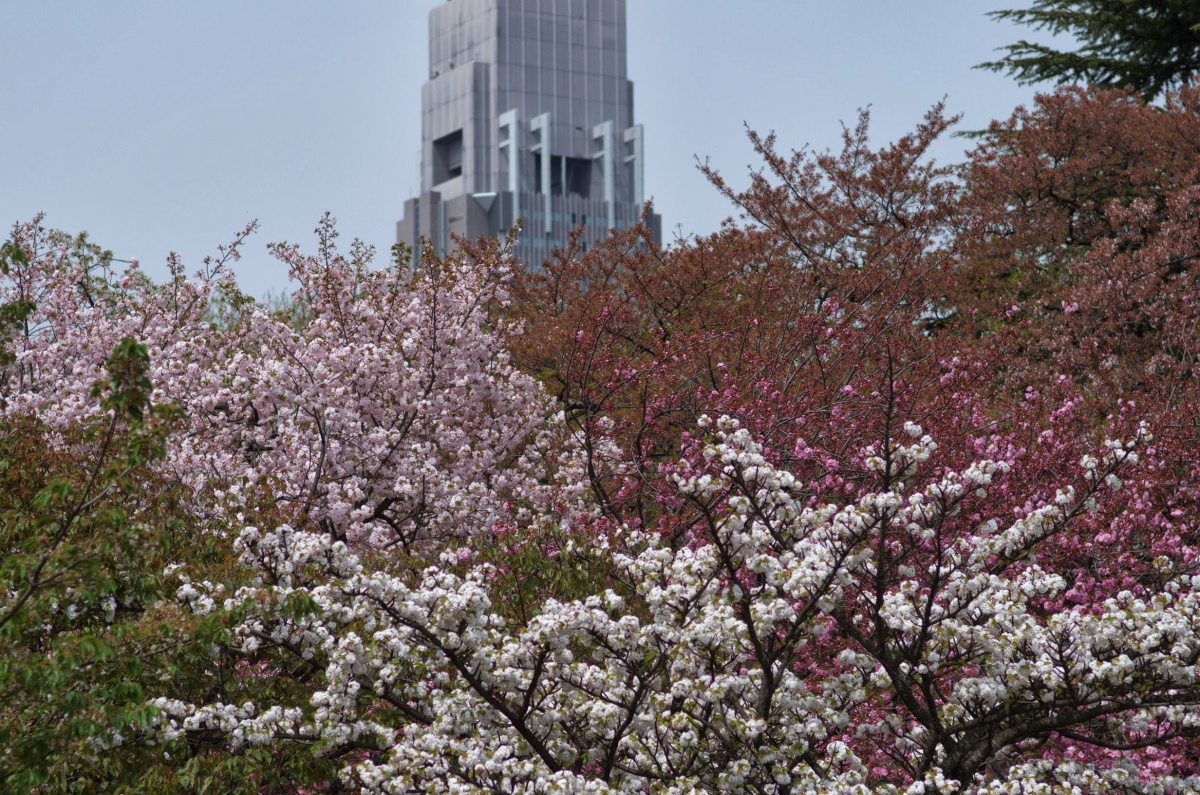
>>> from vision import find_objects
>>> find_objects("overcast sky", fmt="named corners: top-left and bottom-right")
top-left (1, 2), bottom-right (1055, 297)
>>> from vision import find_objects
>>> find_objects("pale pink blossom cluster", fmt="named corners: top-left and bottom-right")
top-left (1, 215), bottom-right (588, 550)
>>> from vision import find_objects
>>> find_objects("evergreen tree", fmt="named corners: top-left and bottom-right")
top-left (980, 0), bottom-right (1200, 100)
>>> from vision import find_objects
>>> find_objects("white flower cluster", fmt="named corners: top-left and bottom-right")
top-left (174, 575), bottom-right (224, 617)
top-left (141, 419), bottom-right (1200, 794)
top-left (863, 421), bottom-right (939, 482)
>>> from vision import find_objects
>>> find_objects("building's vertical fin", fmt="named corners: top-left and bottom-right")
top-left (623, 123), bottom-right (644, 207)
top-left (531, 112), bottom-right (552, 235)
top-left (498, 108), bottom-right (520, 227)
top-left (439, 195), bottom-right (448, 256)
top-left (593, 120), bottom-right (615, 232)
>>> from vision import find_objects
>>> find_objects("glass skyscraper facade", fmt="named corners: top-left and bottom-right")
top-left (396, 0), bottom-right (660, 266)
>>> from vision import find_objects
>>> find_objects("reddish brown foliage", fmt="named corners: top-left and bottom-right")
top-left (957, 85), bottom-right (1200, 403)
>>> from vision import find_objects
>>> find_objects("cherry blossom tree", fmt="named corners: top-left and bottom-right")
top-left (0, 215), bottom-right (589, 791)
top-left (0, 215), bottom-right (581, 555)
top-left (146, 413), bottom-right (1200, 795)
top-left (956, 84), bottom-right (1200, 402)
top-left (508, 105), bottom-right (968, 536)
top-left (4, 87), bottom-right (1200, 794)
top-left (143, 113), bottom-right (1200, 792)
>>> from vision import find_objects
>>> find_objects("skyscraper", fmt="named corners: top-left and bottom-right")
top-left (395, 0), bottom-right (660, 265)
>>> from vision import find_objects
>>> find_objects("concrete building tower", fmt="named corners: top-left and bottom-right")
top-left (396, 0), bottom-right (660, 266)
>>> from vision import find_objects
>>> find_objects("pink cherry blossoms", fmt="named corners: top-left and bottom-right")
top-left (1, 215), bottom-right (585, 553)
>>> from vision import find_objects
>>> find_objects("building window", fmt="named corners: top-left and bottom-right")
top-left (433, 129), bottom-right (464, 183)
top-left (565, 157), bottom-right (591, 198)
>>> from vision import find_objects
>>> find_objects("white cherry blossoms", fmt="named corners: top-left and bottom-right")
top-left (148, 414), bottom-right (1200, 795)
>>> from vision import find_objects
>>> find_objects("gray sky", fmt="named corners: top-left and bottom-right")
top-left (2, 2), bottom-right (1052, 297)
